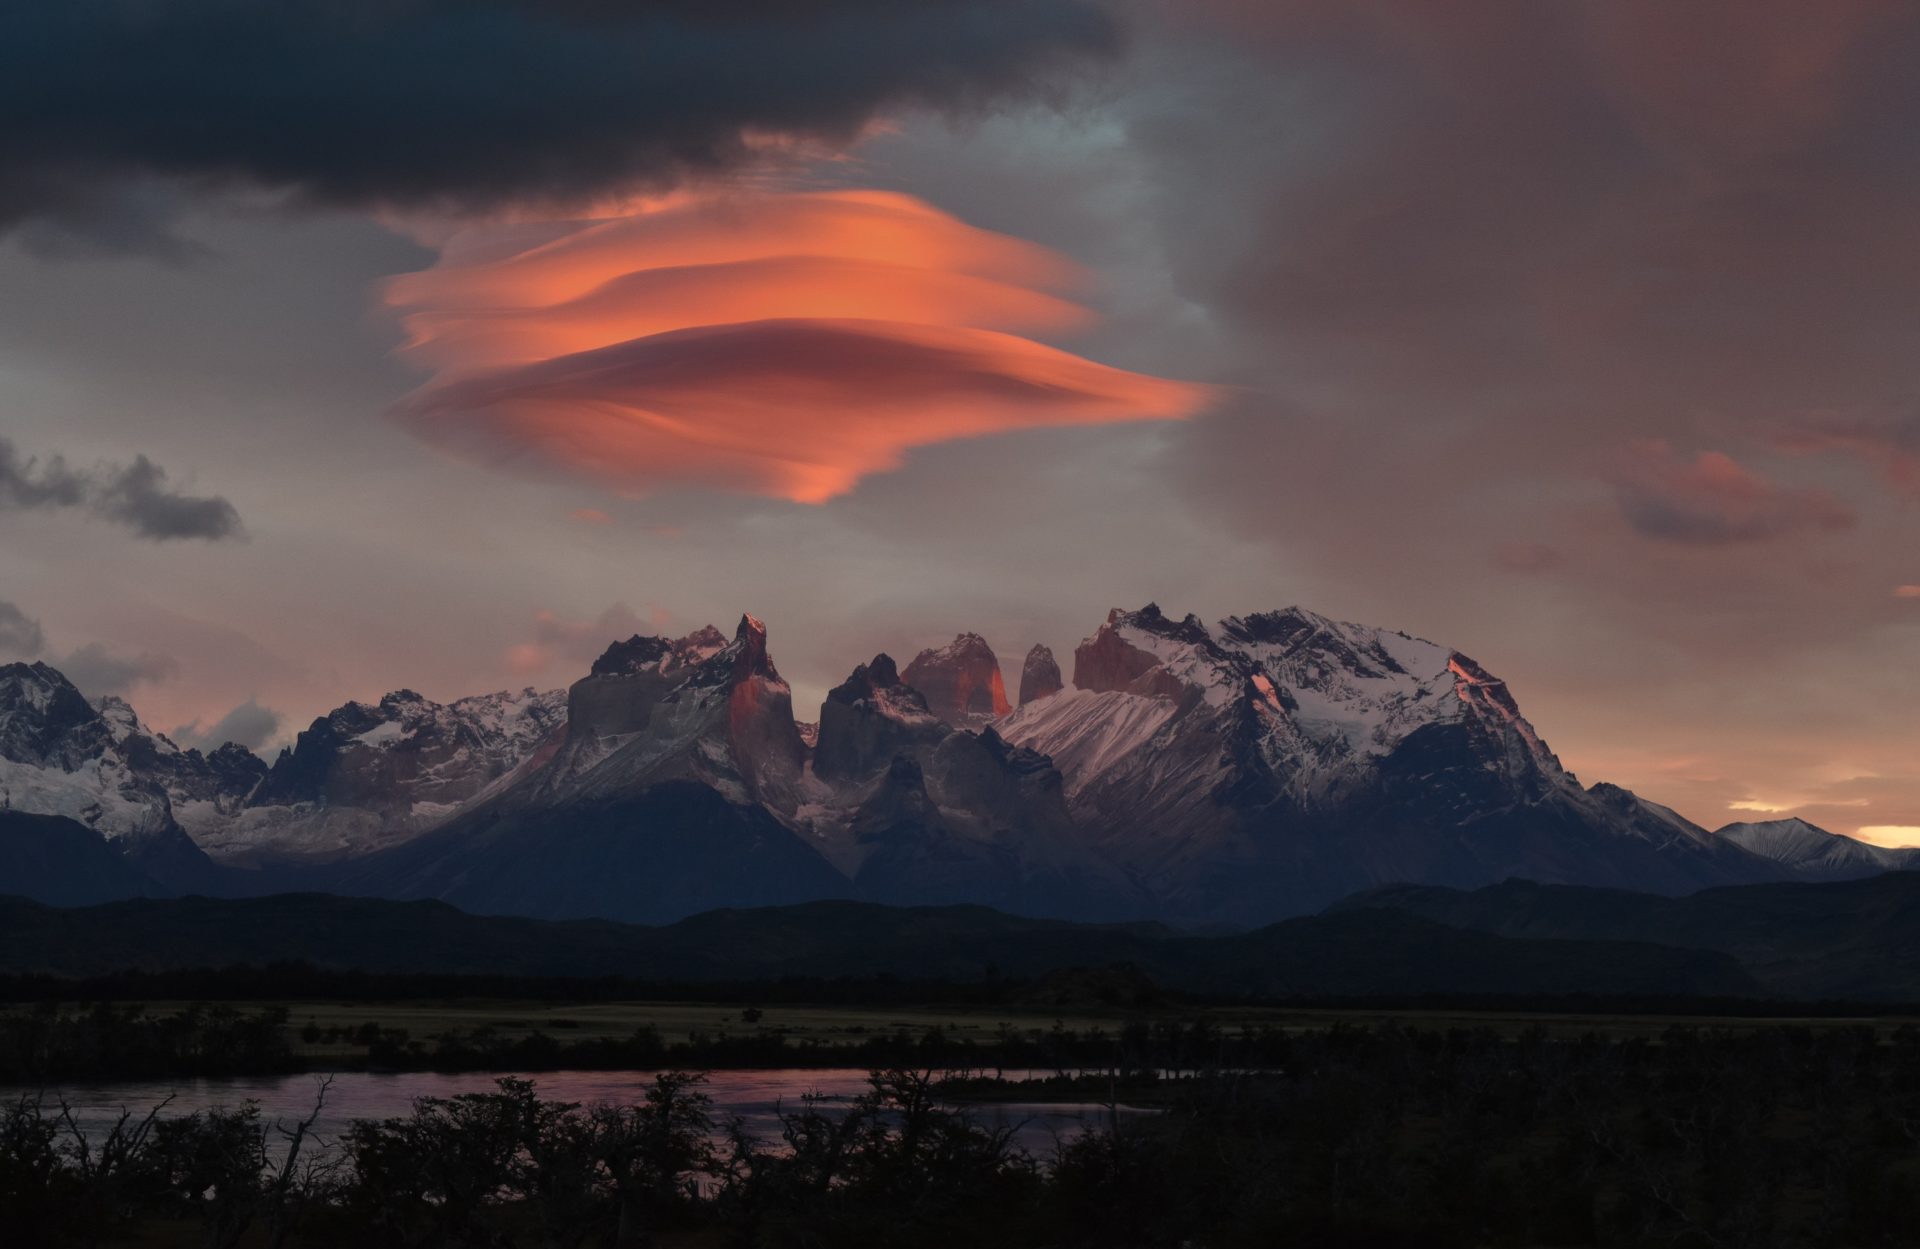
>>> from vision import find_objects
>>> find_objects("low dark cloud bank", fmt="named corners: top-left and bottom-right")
top-left (172, 698), bottom-right (281, 753)
top-left (0, 437), bottom-right (242, 541)
top-left (0, 0), bottom-right (1118, 249)
top-left (58, 642), bottom-right (179, 699)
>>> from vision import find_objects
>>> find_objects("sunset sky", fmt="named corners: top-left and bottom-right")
top-left (1, 1), bottom-right (1916, 844)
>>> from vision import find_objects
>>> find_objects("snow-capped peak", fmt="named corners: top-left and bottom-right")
top-left (1002, 602), bottom-right (1576, 813)
top-left (1715, 817), bottom-right (1914, 873)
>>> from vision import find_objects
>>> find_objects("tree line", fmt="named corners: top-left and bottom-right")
top-left (4, 961), bottom-right (1915, 1016)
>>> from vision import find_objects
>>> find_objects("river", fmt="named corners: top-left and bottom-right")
top-left (10, 1068), bottom-right (1157, 1160)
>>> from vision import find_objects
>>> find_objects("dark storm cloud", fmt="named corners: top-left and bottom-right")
top-left (0, 437), bottom-right (242, 541)
top-left (58, 642), bottom-right (179, 699)
top-left (171, 698), bottom-right (281, 753)
top-left (0, 0), bottom-right (1119, 247)
top-left (0, 601), bottom-right (46, 658)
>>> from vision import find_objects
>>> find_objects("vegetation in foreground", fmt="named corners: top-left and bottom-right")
top-left (6, 1025), bottom-right (1920, 1248)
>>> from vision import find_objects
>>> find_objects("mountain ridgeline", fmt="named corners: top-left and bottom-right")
top-left (2, 604), bottom-right (1912, 927)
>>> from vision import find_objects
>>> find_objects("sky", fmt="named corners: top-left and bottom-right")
top-left (0, 0), bottom-right (1916, 844)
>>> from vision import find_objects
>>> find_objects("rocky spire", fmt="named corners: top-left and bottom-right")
top-left (901, 633), bottom-right (1010, 725)
top-left (1018, 644), bottom-right (1062, 705)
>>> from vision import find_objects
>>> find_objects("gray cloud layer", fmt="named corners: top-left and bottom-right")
top-left (2, 0), bottom-right (1117, 250)
top-left (0, 600), bottom-right (45, 657)
top-left (57, 642), bottom-right (179, 699)
top-left (0, 437), bottom-right (242, 540)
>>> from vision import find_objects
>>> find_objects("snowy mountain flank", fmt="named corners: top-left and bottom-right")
top-left (0, 660), bottom-right (565, 870)
top-left (2, 605), bottom-right (1910, 925)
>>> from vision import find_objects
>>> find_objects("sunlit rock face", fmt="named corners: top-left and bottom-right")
top-left (1017, 645), bottom-right (1062, 706)
top-left (901, 633), bottom-right (1011, 727)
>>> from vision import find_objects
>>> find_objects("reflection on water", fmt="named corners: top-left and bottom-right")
top-left (6, 1068), bottom-right (1157, 1159)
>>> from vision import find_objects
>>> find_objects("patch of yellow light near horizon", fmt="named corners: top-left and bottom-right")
top-left (1856, 826), bottom-right (1920, 848)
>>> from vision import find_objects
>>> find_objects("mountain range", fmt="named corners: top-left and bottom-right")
top-left (2, 603), bottom-right (1912, 926)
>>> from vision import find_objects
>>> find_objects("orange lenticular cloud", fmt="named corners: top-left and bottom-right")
top-left (382, 190), bottom-right (1212, 502)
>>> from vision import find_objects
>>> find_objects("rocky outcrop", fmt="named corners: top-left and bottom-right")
top-left (1070, 606), bottom-right (1207, 701)
top-left (901, 633), bottom-right (1010, 726)
top-left (568, 624), bottom-right (727, 740)
top-left (251, 687), bottom-right (564, 813)
top-left (186, 684), bottom-right (568, 864)
top-left (1017, 645), bottom-right (1062, 705)
top-left (527, 615), bottom-right (806, 812)
top-left (336, 617), bottom-right (836, 923)
top-left (812, 654), bottom-right (947, 781)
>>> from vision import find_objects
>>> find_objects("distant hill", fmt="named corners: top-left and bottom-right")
top-left (0, 811), bottom-right (160, 906)
top-left (1337, 871), bottom-right (1920, 1000)
top-left (0, 890), bottom-right (1755, 1000)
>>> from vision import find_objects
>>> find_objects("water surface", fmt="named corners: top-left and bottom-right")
top-left (10, 1068), bottom-right (1154, 1159)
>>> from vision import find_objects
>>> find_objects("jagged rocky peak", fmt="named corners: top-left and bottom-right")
top-left (1018, 644), bottom-right (1062, 705)
top-left (715, 614), bottom-right (780, 685)
top-left (0, 660), bottom-right (271, 841)
top-left (590, 623), bottom-right (728, 678)
top-left (0, 661), bottom-right (103, 761)
top-left (203, 741), bottom-right (269, 784)
top-left (1072, 604), bottom-right (1227, 701)
top-left (570, 623), bottom-right (733, 739)
top-left (251, 683), bottom-right (566, 812)
top-left (824, 653), bottom-right (909, 706)
top-left (697, 615), bottom-right (810, 791)
top-left (901, 632), bottom-right (1011, 726)
top-left (515, 611), bottom-right (808, 820)
top-left (814, 652), bottom-right (948, 781)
